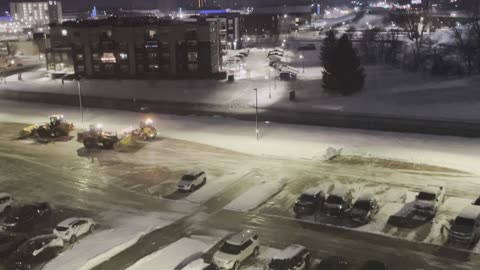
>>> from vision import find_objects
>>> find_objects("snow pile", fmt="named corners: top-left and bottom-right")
top-left (186, 171), bottom-right (249, 204)
top-left (244, 247), bottom-right (281, 270)
top-left (225, 178), bottom-right (288, 212)
top-left (43, 212), bottom-right (180, 270)
top-left (126, 236), bottom-right (219, 270)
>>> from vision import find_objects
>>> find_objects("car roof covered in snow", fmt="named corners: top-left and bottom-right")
top-left (356, 193), bottom-right (375, 201)
top-left (330, 186), bottom-right (350, 197)
top-left (0, 192), bottom-right (11, 198)
top-left (302, 188), bottom-right (321, 196)
top-left (185, 170), bottom-right (203, 176)
top-left (419, 186), bottom-right (441, 194)
top-left (227, 230), bottom-right (256, 245)
top-left (459, 205), bottom-right (480, 220)
top-left (57, 217), bottom-right (85, 227)
top-left (273, 244), bottom-right (306, 260)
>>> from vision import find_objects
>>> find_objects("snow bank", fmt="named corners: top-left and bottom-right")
top-left (225, 178), bottom-right (288, 212)
top-left (244, 247), bottom-right (281, 270)
top-left (43, 212), bottom-right (179, 270)
top-left (186, 171), bottom-right (249, 204)
top-left (126, 236), bottom-right (219, 270)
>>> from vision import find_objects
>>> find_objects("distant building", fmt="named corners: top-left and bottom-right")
top-left (9, 1), bottom-right (63, 25)
top-left (46, 17), bottom-right (224, 79)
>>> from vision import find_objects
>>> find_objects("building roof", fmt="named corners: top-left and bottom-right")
top-left (55, 16), bottom-right (211, 28)
top-left (459, 205), bottom-right (480, 220)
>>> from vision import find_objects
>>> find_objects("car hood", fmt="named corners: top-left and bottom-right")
top-left (177, 180), bottom-right (193, 186)
top-left (324, 203), bottom-right (341, 209)
top-left (213, 251), bottom-right (237, 262)
top-left (414, 200), bottom-right (434, 208)
top-left (350, 208), bottom-right (367, 218)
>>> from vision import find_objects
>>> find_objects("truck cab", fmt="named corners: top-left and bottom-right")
top-left (448, 205), bottom-right (480, 246)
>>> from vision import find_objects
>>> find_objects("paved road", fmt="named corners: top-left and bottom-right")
top-left (0, 122), bottom-right (478, 270)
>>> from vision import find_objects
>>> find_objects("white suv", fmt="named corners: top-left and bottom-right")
top-left (53, 217), bottom-right (95, 243)
top-left (212, 230), bottom-right (260, 270)
top-left (177, 171), bottom-right (207, 192)
top-left (0, 193), bottom-right (13, 214)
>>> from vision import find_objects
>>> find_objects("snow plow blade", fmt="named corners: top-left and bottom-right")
top-left (19, 124), bottom-right (38, 138)
top-left (113, 134), bottom-right (137, 151)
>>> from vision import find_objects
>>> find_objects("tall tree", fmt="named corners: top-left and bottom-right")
top-left (320, 30), bottom-right (337, 91)
top-left (322, 34), bottom-right (365, 95)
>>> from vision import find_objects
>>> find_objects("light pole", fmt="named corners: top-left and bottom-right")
top-left (253, 88), bottom-right (258, 141)
top-left (300, 53), bottom-right (305, 73)
top-left (76, 78), bottom-right (84, 123)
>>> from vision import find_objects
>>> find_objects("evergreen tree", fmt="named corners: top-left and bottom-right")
top-left (323, 34), bottom-right (365, 95)
top-left (320, 30), bottom-right (337, 90)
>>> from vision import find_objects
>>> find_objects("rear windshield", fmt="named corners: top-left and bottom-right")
top-left (326, 195), bottom-right (343, 204)
top-left (353, 200), bottom-right (370, 211)
top-left (56, 226), bottom-right (69, 232)
top-left (268, 259), bottom-right (295, 270)
top-left (454, 217), bottom-right (475, 227)
top-left (417, 192), bottom-right (436, 201)
top-left (182, 175), bottom-right (195, 181)
top-left (299, 194), bottom-right (315, 202)
top-left (219, 242), bottom-right (242, 255)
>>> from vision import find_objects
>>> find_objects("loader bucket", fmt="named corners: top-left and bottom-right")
top-left (19, 124), bottom-right (38, 138)
top-left (113, 134), bottom-right (137, 152)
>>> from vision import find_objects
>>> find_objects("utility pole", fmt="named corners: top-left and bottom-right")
top-left (253, 88), bottom-right (258, 141)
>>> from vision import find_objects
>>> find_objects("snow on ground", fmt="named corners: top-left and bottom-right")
top-left (126, 236), bottom-right (219, 270)
top-left (186, 171), bottom-right (249, 204)
top-left (43, 211), bottom-right (183, 270)
top-left (225, 178), bottom-right (288, 212)
top-left (244, 247), bottom-right (281, 270)
top-left (1, 99), bottom-right (480, 175)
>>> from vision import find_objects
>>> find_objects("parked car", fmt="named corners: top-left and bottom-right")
top-left (413, 185), bottom-right (445, 217)
top-left (212, 230), bottom-right (260, 270)
top-left (3, 203), bottom-right (52, 232)
top-left (0, 192), bottom-right (13, 214)
top-left (238, 51), bottom-right (249, 57)
top-left (177, 171), bottom-right (207, 192)
top-left (267, 244), bottom-right (310, 270)
top-left (298, 44), bottom-right (316, 51)
top-left (447, 205), bottom-right (480, 246)
top-left (316, 256), bottom-right (350, 270)
top-left (0, 231), bottom-right (28, 256)
top-left (323, 187), bottom-right (353, 217)
top-left (294, 188), bottom-right (325, 216)
top-left (360, 260), bottom-right (388, 270)
top-left (279, 71), bottom-right (297, 81)
top-left (53, 217), bottom-right (96, 243)
top-left (349, 194), bottom-right (380, 224)
top-left (8, 234), bottom-right (63, 270)
top-left (473, 196), bottom-right (480, 206)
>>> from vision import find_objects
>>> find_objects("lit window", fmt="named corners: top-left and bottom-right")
top-left (101, 53), bottom-right (116, 63)
top-left (61, 29), bottom-right (68, 36)
top-left (119, 53), bottom-right (128, 60)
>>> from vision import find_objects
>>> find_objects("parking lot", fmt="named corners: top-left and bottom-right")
top-left (1, 121), bottom-right (480, 269)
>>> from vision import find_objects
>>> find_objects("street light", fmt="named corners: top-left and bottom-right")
top-left (253, 88), bottom-right (258, 141)
top-left (76, 77), bottom-right (84, 123)
top-left (300, 54), bottom-right (305, 73)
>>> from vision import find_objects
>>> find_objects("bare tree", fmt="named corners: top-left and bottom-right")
top-left (450, 23), bottom-right (477, 75)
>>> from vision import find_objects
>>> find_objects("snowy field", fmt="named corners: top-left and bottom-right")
top-left (0, 99), bottom-right (480, 175)
top-left (43, 211), bottom-right (184, 270)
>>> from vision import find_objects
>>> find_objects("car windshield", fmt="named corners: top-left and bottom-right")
top-left (417, 192), bottom-right (436, 201)
top-left (219, 242), bottom-right (242, 255)
top-left (326, 195), bottom-right (343, 204)
top-left (353, 200), bottom-right (370, 211)
top-left (181, 175), bottom-right (195, 181)
top-left (55, 226), bottom-right (69, 232)
top-left (454, 217), bottom-right (475, 227)
top-left (299, 194), bottom-right (315, 202)
top-left (268, 259), bottom-right (294, 270)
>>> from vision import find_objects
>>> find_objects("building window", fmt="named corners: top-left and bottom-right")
top-left (119, 53), bottom-right (128, 60)
top-left (76, 54), bottom-right (84, 61)
top-left (187, 63), bottom-right (198, 72)
top-left (104, 64), bottom-right (114, 73)
top-left (136, 64), bottom-right (144, 73)
top-left (61, 29), bottom-right (68, 36)
top-left (160, 53), bottom-right (170, 62)
top-left (120, 65), bottom-right (129, 73)
top-left (147, 52), bottom-right (159, 61)
top-left (187, 52), bottom-right (198, 63)
top-left (93, 65), bottom-right (100, 72)
top-left (101, 53), bottom-right (116, 63)
top-left (147, 30), bottom-right (156, 39)
top-left (145, 41), bottom-right (158, 49)
top-left (76, 65), bottom-right (85, 72)
top-left (54, 53), bottom-right (61, 61)
top-left (46, 53), bottom-right (52, 60)
top-left (148, 64), bottom-right (159, 71)
top-left (118, 42), bottom-right (128, 50)
top-left (92, 53), bottom-right (100, 61)
top-left (136, 53), bottom-right (144, 61)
